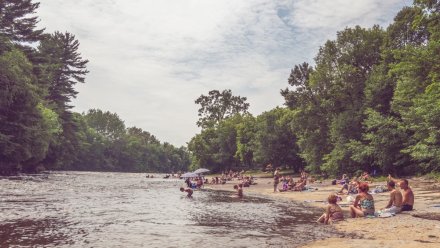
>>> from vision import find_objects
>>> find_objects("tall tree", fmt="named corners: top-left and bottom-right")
top-left (39, 31), bottom-right (89, 113)
top-left (0, 47), bottom-right (50, 174)
top-left (195, 89), bottom-right (249, 128)
top-left (84, 109), bottom-right (126, 141)
top-left (252, 108), bottom-right (303, 170)
top-left (0, 0), bottom-right (43, 42)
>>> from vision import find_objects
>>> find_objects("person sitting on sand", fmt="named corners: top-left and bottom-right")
top-left (359, 171), bottom-right (372, 183)
top-left (388, 175), bottom-right (415, 211)
top-left (338, 177), bottom-right (359, 195)
top-left (279, 178), bottom-right (289, 192)
top-left (349, 183), bottom-right (375, 217)
top-left (293, 179), bottom-right (306, 191)
top-left (348, 178), bottom-right (360, 194)
top-left (337, 176), bottom-right (350, 194)
top-left (380, 180), bottom-right (403, 214)
top-left (180, 187), bottom-right (193, 197)
top-left (317, 194), bottom-right (344, 224)
top-left (400, 179), bottom-right (414, 211)
top-left (300, 170), bottom-right (308, 181)
top-left (287, 176), bottom-right (295, 190)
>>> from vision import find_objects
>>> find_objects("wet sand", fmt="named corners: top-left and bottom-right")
top-left (205, 176), bottom-right (440, 247)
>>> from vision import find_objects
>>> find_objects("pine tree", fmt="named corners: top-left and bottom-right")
top-left (0, 0), bottom-right (44, 42)
top-left (39, 31), bottom-right (89, 113)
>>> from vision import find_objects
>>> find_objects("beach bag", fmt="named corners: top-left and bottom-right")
top-left (331, 179), bottom-right (337, 185)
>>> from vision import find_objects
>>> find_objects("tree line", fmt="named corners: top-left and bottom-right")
top-left (188, 0), bottom-right (440, 176)
top-left (0, 0), bottom-right (190, 175)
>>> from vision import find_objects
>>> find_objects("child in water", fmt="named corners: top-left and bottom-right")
top-left (233, 184), bottom-right (243, 197)
top-left (317, 194), bottom-right (344, 224)
top-left (180, 187), bottom-right (193, 197)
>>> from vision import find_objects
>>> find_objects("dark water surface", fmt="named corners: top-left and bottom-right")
top-left (0, 172), bottom-right (346, 247)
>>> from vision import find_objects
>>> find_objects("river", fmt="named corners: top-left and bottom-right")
top-left (0, 172), bottom-right (346, 247)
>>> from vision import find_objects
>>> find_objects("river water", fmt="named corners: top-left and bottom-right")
top-left (0, 172), bottom-right (347, 247)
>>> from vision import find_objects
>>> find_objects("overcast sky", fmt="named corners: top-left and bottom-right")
top-left (36, 0), bottom-right (407, 146)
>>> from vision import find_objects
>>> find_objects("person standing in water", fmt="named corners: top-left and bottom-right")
top-left (180, 187), bottom-right (193, 197)
top-left (234, 184), bottom-right (243, 198)
top-left (273, 168), bottom-right (280, 193)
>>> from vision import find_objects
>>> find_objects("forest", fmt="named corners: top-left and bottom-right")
top-left (188, 1), bottom-right (440, 176)
top-left (0, 0), bottom-right (190, 175)
top-left (1, 0), bottom-right (439, 176)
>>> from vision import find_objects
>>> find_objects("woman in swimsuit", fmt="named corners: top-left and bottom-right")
top-left (349, 182), bottom-right (375, 217)
top-left (317, 194), bottom-right (344, 224)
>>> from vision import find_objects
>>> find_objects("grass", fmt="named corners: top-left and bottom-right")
top-left (371, 175), bottom-right (389, 182)
top-left (424, 171), bottom-right (440, 182)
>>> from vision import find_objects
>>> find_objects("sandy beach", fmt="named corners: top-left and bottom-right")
top-left (205, 176), bottom-right (440, 247)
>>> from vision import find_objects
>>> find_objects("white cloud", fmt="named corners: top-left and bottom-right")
top-left (36, 0), bottom-right (407, 146)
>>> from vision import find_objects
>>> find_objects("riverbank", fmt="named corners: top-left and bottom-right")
top-left (205, 176), bottom-right (440, 247)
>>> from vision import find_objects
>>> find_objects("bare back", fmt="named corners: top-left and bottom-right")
top-left (402, 188), bottom-right (414, 206)
top-left (390, 189), bottom-right (403, 207)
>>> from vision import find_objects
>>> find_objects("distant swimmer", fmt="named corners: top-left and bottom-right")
top-left (180, 187), bottom-right (193, 197)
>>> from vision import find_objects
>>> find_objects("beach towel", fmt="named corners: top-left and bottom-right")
top-left (376, 212), bottom-right (395, 218)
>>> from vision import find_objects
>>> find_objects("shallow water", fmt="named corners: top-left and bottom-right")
top-left (0, 172), bottom-right (345, 247)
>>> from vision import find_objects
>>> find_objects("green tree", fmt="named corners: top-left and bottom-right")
top-left (252, 108), bottom-right (303, 170)
top-left (195, 89), bottom-right (249, 128)
top-left (39, 31), bottom-right (89, 113)
top-left (0, 0), bottom-right (43, 42)
top-left (84, 109), bottom-right (126, 140)
top-left (235, 114), bottom-right (257, 169)
top-left (0, 48), bottom-right (47, 174)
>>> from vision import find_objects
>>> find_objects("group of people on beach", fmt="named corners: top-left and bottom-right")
top-left (318, 174), bottom-right (414, 224)
top-left (273, 168), bottom-right (309, 192)
top-left (178, 168), bottom-right (415, 225)
top-left (184, 177), bottom-right (205, 189)
top-left (180, 169), bottom-right (256, 198)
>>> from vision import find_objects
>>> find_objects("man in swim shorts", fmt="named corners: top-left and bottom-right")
top-left (400, 179), bottom-right (414, 211)
top-left (388, 175), bottom-right (414, 211)
top-left (380, 180), bottom-right (403, 214)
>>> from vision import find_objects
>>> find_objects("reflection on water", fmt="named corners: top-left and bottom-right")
top-left (0, 172), bottom-right (347, 247)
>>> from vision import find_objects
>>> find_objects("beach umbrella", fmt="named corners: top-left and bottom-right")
top-left (181, 172), bottom-right (198, 178)
top-left (193, 168), bottom-right (210, 174)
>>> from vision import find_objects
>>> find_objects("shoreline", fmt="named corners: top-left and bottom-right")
top-left (205, 177), bottom-right (440, 247)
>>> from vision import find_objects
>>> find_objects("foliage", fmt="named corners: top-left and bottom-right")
top-left (0, 1), bottom-right (190, 174)
top-left (2, 0), bottom-right (440, 177)
top-left (195, 89), bottom-right (249, 128)
top-left (279, 2), bottom-right (440, 176)
top-left (0, 0), bottom-right (44, 42)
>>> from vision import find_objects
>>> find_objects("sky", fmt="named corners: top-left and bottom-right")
top-left (36, 0), bottom-right (408, 146)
